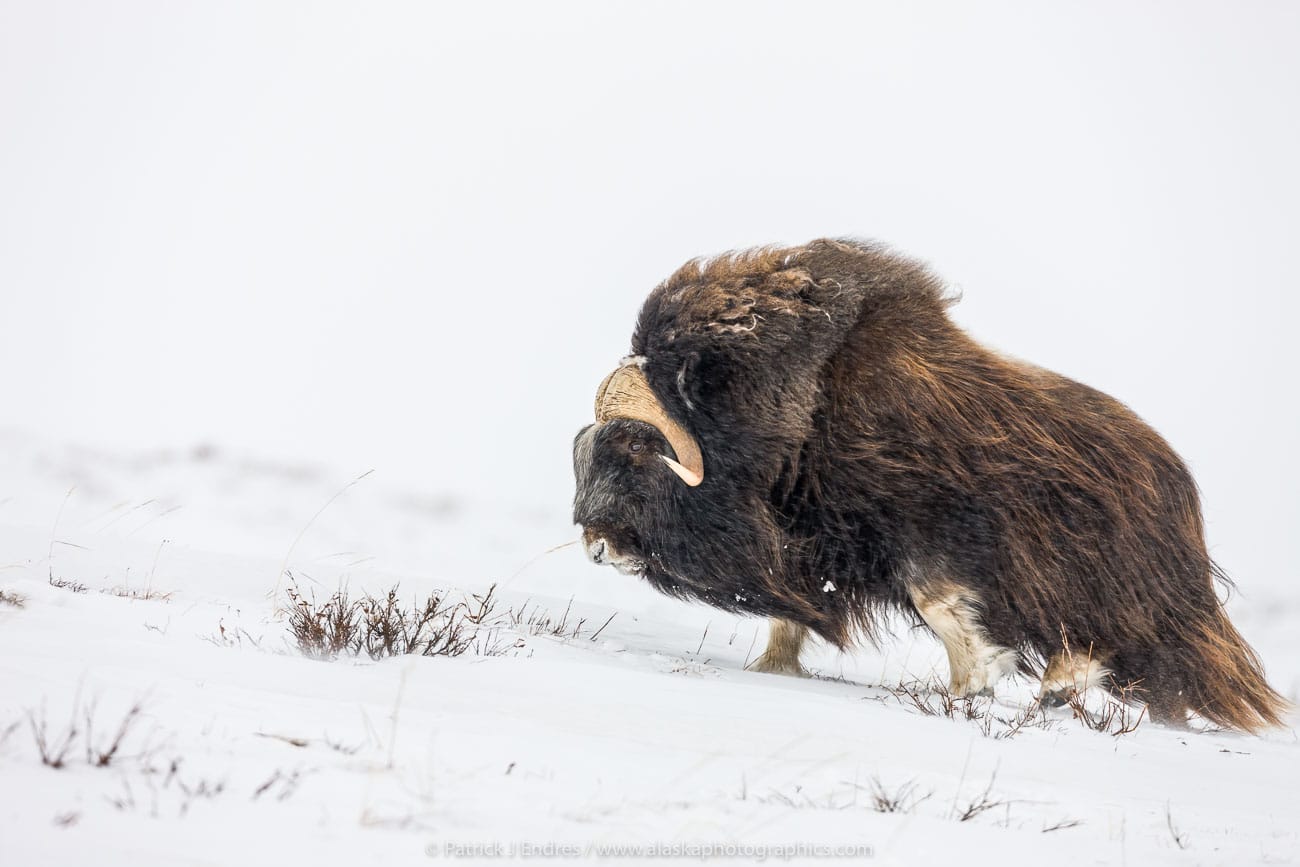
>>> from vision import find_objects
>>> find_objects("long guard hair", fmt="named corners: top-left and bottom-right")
top-left (573, 238), bottom-right (1288, 731)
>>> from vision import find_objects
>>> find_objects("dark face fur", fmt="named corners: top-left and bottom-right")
top-left (572, 419), bottom-right (679, 576)
top-left (572, 407), bottom-right (801, 619)
top-left (572, 389), bottom-right (827, 632)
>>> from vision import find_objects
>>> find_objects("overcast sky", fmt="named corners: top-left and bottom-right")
top-left (1, 1), bottom-right (1296, 587)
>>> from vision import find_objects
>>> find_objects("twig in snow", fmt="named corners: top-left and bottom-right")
top-left (589, 611), bottom-right (617, 642)
top-left (1166, 802), bottom-right (1188, 850)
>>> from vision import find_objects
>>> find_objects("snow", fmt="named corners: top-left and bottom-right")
top-left (2, 3), bottom-right (1299, 864)
top-left (1, 431), bottom-right (1297, 866)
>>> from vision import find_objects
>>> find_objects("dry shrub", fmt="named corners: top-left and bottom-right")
top-left (865, 777), bottom-right (931, 814)
top-left (48, 576), bottom-right (87, 594)
top-left (27, 707), bottom-right (77, 769)
top-left (26, 698), bottom-right (147, 770)
top-left (506, 597), bottom-right (588, 639)
top-left (880, 679), bottom-right (1056, 740)
top-left (286, 578), bottom-right (501, 661)
top-left (103, 586), bottom-right (173, 602)
top-left (889, 679), bottom-right (992, 721)
top-left (1063, 680), bottom-right (1147, 735)
top-left (954, 773), bottom-right (1008, 822)
top-left (882, 652), bottom-right (1144, 737)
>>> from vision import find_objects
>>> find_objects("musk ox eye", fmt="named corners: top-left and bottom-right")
top-left (629, 440), bottom-right (645, 454)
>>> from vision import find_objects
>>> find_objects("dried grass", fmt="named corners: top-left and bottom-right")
top-left (285, 578), bottom-right (503, 661)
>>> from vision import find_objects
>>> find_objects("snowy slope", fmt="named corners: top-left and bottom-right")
top-left (1, 431), bottom-right (1296, 866)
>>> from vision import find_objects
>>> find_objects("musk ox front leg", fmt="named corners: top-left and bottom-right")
top-left (908, 581), bottom-right (1018, 697)
top-left (747, 619), bottom-right (810, 677)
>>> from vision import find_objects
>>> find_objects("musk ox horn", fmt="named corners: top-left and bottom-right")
top-left (595, 362), bottom-right (704, 487)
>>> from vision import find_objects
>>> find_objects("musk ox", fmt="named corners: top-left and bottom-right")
top-left (572, 238), bottom-right (1288, 732)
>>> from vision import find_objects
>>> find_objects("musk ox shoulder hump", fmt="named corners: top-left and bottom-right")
top-left (630, 238), bottom-right (954, 357)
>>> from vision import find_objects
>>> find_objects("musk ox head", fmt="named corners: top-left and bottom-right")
top-left (571, 374), bottom-right (793, 612)
top-left (570, 240), bottom-right (917, 626)
top-left (572, 358), bottom-right (704, 576)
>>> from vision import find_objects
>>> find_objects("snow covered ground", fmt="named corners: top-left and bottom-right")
top-left (3, 3), bottom-right (1299, 864)
top-left (1, 429), bottom-right (1296, 866)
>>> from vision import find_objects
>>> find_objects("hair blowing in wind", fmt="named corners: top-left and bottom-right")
top-left (573, 238), bottom-right (1288, 732)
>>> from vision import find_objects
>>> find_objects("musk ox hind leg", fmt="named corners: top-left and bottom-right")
top-left (908, 580), bottom-right (1019, 697)
top-left (747, 619), bottom-right (810, 677)
top-left (1038, 647), bottom-right (1112, 708)
top-left (1140, 611), bottom-right (1290, 732)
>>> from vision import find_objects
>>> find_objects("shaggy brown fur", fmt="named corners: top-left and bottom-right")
top-left (572, 238), bottom-right (1289, 732)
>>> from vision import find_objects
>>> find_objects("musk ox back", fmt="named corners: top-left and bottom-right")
top-left (572, 238), bottom-right (1288, 732)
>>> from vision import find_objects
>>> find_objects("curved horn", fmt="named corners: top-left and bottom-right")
top-left (595, 363), bottom-right (704, 487)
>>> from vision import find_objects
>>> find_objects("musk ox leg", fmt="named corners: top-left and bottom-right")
top-left (909, 583), bottom-right (1018, 697)
top-left (1145, 693), bottom-right (1191, 729)
top-left (1038, 649), bottom-right (1111, 707)
top-left (748, 619), bottom-right (810, 677)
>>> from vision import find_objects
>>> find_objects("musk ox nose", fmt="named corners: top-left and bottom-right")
top-left (585, 536), bottom-right (609, 565)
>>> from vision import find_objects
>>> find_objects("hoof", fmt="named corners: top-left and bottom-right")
top-left (748, 655), bottom-right (809, 678)
top-left (1039, 690), bottom-right (1068, 708)
top-left (975, 686), bottom-right (995, 698)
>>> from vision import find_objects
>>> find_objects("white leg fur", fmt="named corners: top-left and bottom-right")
top-left (1039, 649), bottom-right (1110, 701)
top-left (748, 619), bottom-right (809, 677)
top-left (910, 585), bottom-right (1018, 696)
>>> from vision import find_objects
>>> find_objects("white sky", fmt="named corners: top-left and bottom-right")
top-left (1, 1), bottom-right (1297, 587)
